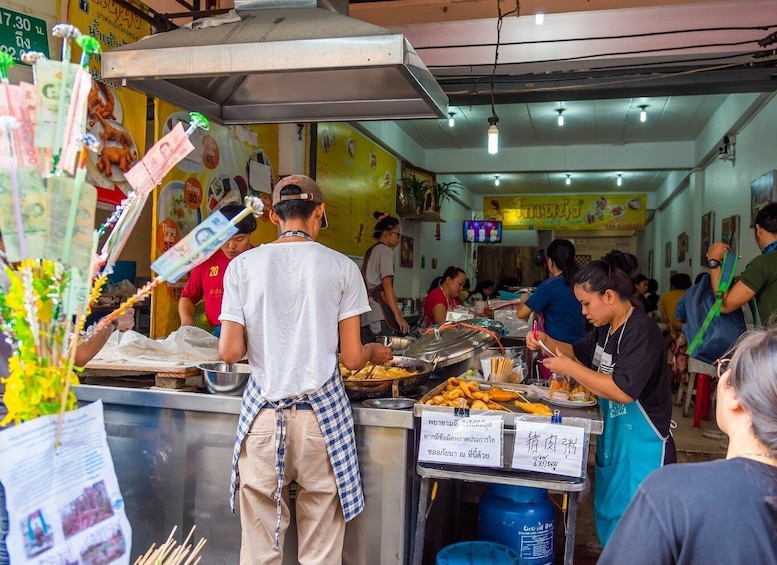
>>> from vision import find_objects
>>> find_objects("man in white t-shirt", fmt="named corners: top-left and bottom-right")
top-left (219, 175), bottom-right (391, 564)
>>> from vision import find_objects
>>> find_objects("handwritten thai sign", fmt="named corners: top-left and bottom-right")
top-left (510, 421), bottom-right (585, 477)
top-left (418, 412), bottom-right (503, 468)
top-left (483, 194), bottom-right (646, 231)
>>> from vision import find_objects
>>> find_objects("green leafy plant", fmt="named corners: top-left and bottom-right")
top-left (430, 180), bottom-right (463, 211)
top-left (400, 174), bottom-right (431, 213)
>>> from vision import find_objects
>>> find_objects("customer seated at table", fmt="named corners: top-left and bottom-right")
top-left (467, 279), bottom-right (494, 305)
top-left (515, 238), bottom-right (586, 342)
top-left (420, 266), bottom-right (466, 327)
top-left (599, 328), bottom-right (777, 565)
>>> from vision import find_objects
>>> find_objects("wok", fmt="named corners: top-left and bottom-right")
top-left (342, 356), bottom-right (435, 400)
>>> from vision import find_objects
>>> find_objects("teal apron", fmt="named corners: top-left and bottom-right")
top-left (592, 309), bottom-right (670, 546)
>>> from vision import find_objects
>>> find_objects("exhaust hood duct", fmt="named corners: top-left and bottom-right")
top-left (101, 0), bottom-right (448, 124)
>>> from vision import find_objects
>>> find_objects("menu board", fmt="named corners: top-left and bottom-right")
top-left (315, 123), bottom-right (398, 256)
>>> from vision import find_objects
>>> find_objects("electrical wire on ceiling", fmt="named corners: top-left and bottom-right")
top-left (444, 54), bottom-right (777, 97)
top-left (430, 37), bottom-right (776, 71)
top-left (415, 23), bottom-right (777, 51)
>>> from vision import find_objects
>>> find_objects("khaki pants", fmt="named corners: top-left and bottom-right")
top-left (238, 407), bottom-right (345, 565)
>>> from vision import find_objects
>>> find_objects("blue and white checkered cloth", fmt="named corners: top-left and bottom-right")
top-left (230, 369), bottom-right (364, 548)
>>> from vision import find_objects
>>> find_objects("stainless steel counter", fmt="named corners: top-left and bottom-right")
top-left (74, 385), bottom-right (417, 564)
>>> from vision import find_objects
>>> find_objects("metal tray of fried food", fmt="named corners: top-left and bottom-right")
top-left (414, 378), bottom-right (603, 433)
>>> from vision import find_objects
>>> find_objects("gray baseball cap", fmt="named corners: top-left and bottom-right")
top-left (272, 174), bottom-right (328, 228)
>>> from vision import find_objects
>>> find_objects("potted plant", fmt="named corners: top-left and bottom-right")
top-left (400, 174), bottom-right (431, 214)
top-left (430, 180), bottom-right (463, 212)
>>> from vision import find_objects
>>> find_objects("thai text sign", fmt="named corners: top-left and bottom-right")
top-left (511, 420), bottom-right (586, 477)
top-left (418, 412), bottom-right (503, 468)
top-left (484, 194), bottom-right (646, 230)
top-left (0, 8), bottom-right (50, 64)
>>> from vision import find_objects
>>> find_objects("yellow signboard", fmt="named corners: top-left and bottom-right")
top-left (150, 100), bottom-right (280, 337)
top-left (315, 123), bottom-right (398, 256)
top-left (484, 194), bottom-right (647, 231)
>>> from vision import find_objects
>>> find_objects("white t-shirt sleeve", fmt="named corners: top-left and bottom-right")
top-left (339, 261), bottom-right (371, 322)
top-left (219, 258), bottom-right (246, 326)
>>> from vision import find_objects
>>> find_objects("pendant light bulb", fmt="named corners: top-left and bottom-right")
top-left (639, 104), bottom-right (648, 123)
top-left (487, 115), bottom-right (500, 155)
top-left (494, 175), bottom-right (500, 187)
top-left (565, 174), bottom-right (571, 186)
top-left (448, 112), bottom-right (455, 128)
top-left (617, 173), bottom-right (623, 187)
top-left (557, 109), bottom-right (564, 127)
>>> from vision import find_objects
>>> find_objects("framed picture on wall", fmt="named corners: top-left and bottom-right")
top-left (700, 211), bottom-right (714, 264)
top-left (677, 232), bottom-right (689, 263)
top-left (399, 235), bottom-right (413, 268)
top-left (665, 242), bottom-right (671, 267)
top-left (722, 215), bottom-right (740, 253)
top-left (750, 170), bottom-right (777, 227)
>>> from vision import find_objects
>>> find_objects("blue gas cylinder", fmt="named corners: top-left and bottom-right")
top-left (478, 484), bottom-right (555, 565)
top-left (436, 541), bottom-right (520, 565)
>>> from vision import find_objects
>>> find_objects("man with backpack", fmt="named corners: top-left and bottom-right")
top-left (707, 202), bottom-right (777, 326)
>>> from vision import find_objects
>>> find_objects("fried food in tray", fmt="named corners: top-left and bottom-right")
top-left (420, 377), bottom-right (554, 415)
top-left (339, 361), bottom-right (417, 381)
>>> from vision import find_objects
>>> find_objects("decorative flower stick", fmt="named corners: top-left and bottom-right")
top-left (62, 133), bottom-right (100, 264)
top-left (98, 112), bottom-right (209, 275)
top-left (0, 53), bottom-right (22, 158)
top-left (95, 197), bottom-right (263, 331)
top-left (58, 35), bottom-right (100, 176)
top-left (0, 116), bottom-right (27, 258)
top-left (50, 24), bottom-right (81, 172)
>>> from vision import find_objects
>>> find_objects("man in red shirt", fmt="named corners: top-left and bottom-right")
top-left (178, 204), bottom-right (257, 336)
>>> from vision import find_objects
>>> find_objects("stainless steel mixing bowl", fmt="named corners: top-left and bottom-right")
top-left (198, 362), bottom-right (251, 396)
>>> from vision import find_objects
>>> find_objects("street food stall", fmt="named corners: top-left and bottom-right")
top-left (68, 322), bottom-right (601, 564)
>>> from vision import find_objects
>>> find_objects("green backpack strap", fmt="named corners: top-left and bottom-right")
top-left (686, 250), bottom-right (737, 357)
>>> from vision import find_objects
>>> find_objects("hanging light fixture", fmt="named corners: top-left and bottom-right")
top-left (494, 175), bottom-right (500, 187)
top-left (639, 104), bottom-right (648, 123)
top-left (617, 173), bottom-right (623, 186)
top-left (565, 174), bottom-right (571, 185)
top-left (487, 116), bottom-right (500, 154)
top-left (448, 112), bottom-right (455, 128)
top-left (556, 108), bottom-right (564, 127)
top-left (485, 0), bottom-right (516, 155)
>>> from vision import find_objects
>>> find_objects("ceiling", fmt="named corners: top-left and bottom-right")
top-left (137, 0), bottom-right (777, 198)
top-left (356, 0), bottom-right (777, 196)
top-left (385, 94), bottom-right (729, 194)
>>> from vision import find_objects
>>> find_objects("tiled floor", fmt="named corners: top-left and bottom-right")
top-left (570, 402), bottom-right (726, 563)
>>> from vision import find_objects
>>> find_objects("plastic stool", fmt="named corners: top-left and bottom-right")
top-left (436, 541), bottom-right (520, 565)
top-left (693, 373), bottom-right (712, 428)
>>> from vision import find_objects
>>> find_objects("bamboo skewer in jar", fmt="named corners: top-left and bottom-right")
top-left (490, 356), bottom-right (514, 383)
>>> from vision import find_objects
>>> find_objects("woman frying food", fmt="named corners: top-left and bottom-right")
top-left (526, 250), bottom-right (675, 546)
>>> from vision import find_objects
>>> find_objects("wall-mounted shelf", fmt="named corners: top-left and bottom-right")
top-left (399, 210), bottom-right (446, 222)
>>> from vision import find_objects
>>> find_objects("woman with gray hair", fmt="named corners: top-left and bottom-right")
top-left (599, 328), bottom-right (777, 564)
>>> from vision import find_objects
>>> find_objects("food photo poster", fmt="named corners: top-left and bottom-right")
top-left (150, 99), bottom-right (280, 336)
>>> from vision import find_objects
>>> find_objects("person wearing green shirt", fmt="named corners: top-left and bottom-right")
top-left (707, 203), bottom-right (777, 326)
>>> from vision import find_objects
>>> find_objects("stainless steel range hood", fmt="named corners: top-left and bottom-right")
top-left (101, 0), bottom-right (448, 123)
